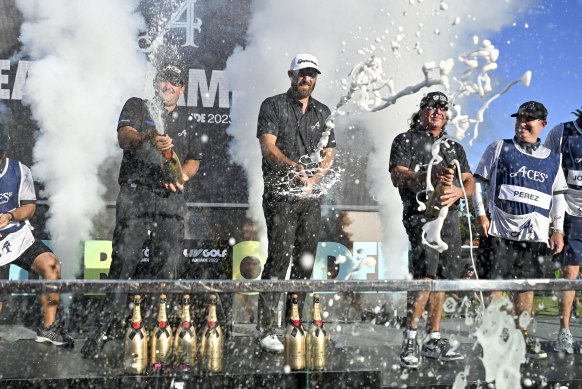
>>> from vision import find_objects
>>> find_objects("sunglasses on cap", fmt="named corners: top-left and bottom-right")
top-left (424, 101), bottom-right (448, 112)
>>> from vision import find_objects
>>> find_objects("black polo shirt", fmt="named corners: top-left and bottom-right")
top-left (117, 97), bottom-right (203, 187)
top-left (389, 127), bottom-right (471, 217)
top-left (257, 89), bottom-right (335, 198)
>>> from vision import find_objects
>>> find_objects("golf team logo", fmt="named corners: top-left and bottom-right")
top-left (139, 0), bottom-right (202, 52)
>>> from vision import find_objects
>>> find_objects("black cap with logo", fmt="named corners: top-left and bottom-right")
top-left (420, 91), bottom-right (449, 110)
top-left (510, 101), bottom-right (548, 120)
top-left (154, 65), bottom-right (186, 87)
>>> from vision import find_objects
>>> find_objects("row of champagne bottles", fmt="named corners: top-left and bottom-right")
top-left (123, 293), bottom-right (328, 374)
top-left (285, 294), bottom-right (327, 371)
top-left (124, 294), bottom-right (222, 374)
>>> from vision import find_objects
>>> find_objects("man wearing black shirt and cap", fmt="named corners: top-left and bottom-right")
top-left (255, 53), bottom-right (335, 352)
top-left (81, 65), bottom-right (203, 358)
top-left (390, 91), bottom-right (474, 368)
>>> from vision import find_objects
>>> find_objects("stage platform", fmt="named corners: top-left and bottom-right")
top-left (1, 316), bottom-right (582, 388)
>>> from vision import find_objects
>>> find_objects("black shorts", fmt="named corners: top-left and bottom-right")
top-left (0, 240), bottom-right (53, 301)
top-left (403, 210), bottom-right (463, 280)
top-left (553, 213), bottom-right (582, 267)
top-left (477, 235), bottom-right (547, 279)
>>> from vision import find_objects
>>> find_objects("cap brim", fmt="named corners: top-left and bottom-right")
top-left (510, 113), bottom-right (518, 117)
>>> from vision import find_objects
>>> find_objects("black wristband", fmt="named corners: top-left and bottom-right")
top-left (6, 211), bottom-right (15, 221)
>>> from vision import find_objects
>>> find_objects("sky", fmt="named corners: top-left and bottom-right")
top-left (465, 0), bottom-right (582, 168)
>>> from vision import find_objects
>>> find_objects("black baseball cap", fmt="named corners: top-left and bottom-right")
top-left (420, 91), bottom-right (449, 109)
top-left (464, 264), bottom-right (474, 271)
top-left (510, 101), bottom-right (548, 120)
top-left (154, 65), bottom-right (186, 87)
top-left (0, 123), bottom-right (9, 151)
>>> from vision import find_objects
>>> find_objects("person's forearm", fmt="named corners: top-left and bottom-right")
top-left (4, 203), bottom-right (35, 221)
top-left (182, 159), bottom-right (200, 181)
top-left (462, 174), bottom-right (475, 197)
top-left (390, 166), bottom-right (426, 191)
top-left (262, 143), bottom-right (297, 170)
top-left (118, 126), bottom-right (147, 150)
top-left (313, 148), bottom-right (334, 184)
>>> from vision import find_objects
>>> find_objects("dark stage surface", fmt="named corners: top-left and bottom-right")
top-left (1, 316), bottom-right (582, 388)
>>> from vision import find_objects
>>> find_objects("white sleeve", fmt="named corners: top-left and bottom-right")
top-left (472, 179), bottom-right (486, 217)
top-left (552, 162), bottom-right (569, 193)
top-left (19, 163), bottom-right (36, 202)
top-left (474, 140), bottom-right (502, 181)
top-left (551, 193), bottom-right (566, 230)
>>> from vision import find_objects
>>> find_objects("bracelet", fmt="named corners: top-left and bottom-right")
top-left (6, 211), bottom-right (15, 221)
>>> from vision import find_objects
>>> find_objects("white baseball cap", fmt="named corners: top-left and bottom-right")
top-left (290, 53), bottom-right (321, 74)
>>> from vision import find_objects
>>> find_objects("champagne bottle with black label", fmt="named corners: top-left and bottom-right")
top-left (308, 294), bottom-right (327, 370)
top-left (285, 294), bottom-right (306, 370)
top-left (151, 294), bottom-right (173, 371)
top-left (200, 295), bottom-right (223, 372)
top-left (123, 295), bottom-right (148, 374)
top-left (426, 163), bottom-right (456, 217)
top-left (173, 294), bottom-right (197, 371)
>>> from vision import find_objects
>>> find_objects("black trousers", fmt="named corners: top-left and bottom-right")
top-left (101, 183), bottom-right (186, 325)
top-left (258, 197), bottom-right (321, 333)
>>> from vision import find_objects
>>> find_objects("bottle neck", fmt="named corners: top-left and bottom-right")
top-left (311, 302), bottom-right (322, 321)
top-left (207, 305), bottom-right (217, 322)
top-left (290, 302), bottom-right (300, 321)
top-left (132, 301), bottom-right (142, 323)
top-left (181, 302), bottom-right (191, 322)
top-left (157, 300), bottom-right (168, 322)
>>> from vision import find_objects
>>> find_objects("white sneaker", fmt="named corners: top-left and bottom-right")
top-left (260, 334), bottom-right (284, 352)
top-left (554, 328), bottom-right (574, 354)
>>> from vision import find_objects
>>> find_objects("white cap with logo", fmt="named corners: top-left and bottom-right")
top-left (290, 53), bottom-right (321, 74)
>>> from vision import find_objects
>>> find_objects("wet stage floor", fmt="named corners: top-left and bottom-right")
top-left (1, 316), bottom-right (582, 388)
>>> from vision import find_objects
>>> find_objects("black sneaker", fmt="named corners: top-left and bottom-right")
top-left (399, 336), bottom-right (420, 369)
top-left (35, 324), bottom-right (74, 347)
top-left (525, 335), bottom-right (547, 359)
top-left (80, 326), bottom-right (110, 358)
top-left (421, 338), bottom-right (464, 361)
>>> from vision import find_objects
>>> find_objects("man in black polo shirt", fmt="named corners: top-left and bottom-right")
top-left (255, 53), bottom-right (335, 352)
top-left (81, 65), bottom-right (203, 358)
top-left (389, 91), bottom-right (474, 368)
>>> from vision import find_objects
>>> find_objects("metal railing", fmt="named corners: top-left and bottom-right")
top-left (0, 278), bottom-right (578, 294)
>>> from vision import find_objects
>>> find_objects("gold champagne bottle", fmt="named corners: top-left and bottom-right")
top-left (200, 295), bottom-right (223, 372)
top-left (426, 163), bottom-right (456, 217)
top-left (173, 294), bottom-right (197, 371)
top-left (308, 294), bottom-right (327, 370)
top-left (285, 294), bottom-right (306, 370)
top-left (123, 295), bottom-right (148, 374)
top-left (150, 294), bottom-right (173, 371)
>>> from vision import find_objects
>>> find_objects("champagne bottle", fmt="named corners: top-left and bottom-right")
top-left (285, 294), bottom-right (306, 370)
top-left (123, 295), bottom-right (148, 374)
top-left (308, 294), bottom-right (327, 370)
top-left (426, 163), bottom-right (456, 217)
top-left (151, 294), bottom-right (173, 371)
top-left (145, 128), bottom-right (184, 184)
top-left (173, 294), bottom-right (197, 371)
top-left (200, 295), bottom-right (223, 372)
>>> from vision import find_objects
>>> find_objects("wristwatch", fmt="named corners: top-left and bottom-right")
top-left (552, 228), bottom-right (565, 236)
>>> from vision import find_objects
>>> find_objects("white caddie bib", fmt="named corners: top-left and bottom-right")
top-left (0, 224), bottom-right (35, 267)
